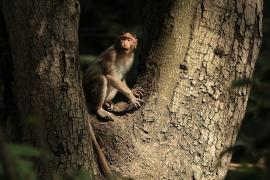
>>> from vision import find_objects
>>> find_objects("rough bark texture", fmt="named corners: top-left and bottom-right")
top-left (94, 0), bottom-right (263, 179)
top-left (1, 0), bottom-right (99, 177)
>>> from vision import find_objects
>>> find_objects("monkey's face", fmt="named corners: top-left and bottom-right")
top-left (118, 33), bottom-right (137, 52)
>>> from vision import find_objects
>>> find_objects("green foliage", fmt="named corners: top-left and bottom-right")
top-left (79, 54), bottom-right (97, 64)
top-left (0, 144), bottom-right (41, 180)
top-left (24, 115), bottom-right (39, 125)
top-left (8, 144), bottom-right (41, 158)
top-left (79, 54), bottom-right (97, 72)
top-left (15, 158), bottom-right (38, 180)
top-left (0, 143), bottom-right (97, 180)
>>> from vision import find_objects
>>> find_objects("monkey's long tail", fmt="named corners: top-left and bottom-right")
top-left (88, 119), bottom-right (111, 178)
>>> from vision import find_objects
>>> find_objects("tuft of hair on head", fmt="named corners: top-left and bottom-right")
top-left (119, 31), bottom-right (137, 38)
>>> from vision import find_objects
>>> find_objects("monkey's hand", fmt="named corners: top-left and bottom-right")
top-left (129, 94), bottom-right (144, 108)
top-left (132, 87), bottom-right (144, 98)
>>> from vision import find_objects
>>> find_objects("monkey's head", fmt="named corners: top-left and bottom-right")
top-left (116, 32), bottom-right (138, 53)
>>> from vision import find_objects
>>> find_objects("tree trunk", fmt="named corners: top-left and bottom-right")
top-left (1, 0), bottom-right (99, 177)
top-left (95, 0), bottom-right (263, 179)
top-left (0, 13), bottom-right (20, 141)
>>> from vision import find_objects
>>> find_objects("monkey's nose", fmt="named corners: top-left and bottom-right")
top-left (123, 45), bottom-right (129, 49)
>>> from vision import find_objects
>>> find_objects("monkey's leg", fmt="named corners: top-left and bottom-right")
top-left (96, 76), bottom-right (115, 121)
top-left (104, 86), bottom-right (118, 111)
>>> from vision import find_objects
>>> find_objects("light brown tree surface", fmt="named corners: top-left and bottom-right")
top-left (94, 0), bottom-right (263, 179)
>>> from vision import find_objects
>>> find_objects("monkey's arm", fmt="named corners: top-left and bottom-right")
top-left (122, 80), bottom-right (144, 98)
top-left (106, 75), bottom-right (144, 107)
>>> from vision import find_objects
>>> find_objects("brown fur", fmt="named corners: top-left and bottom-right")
top-left (83, 32), bottom-right (144, 121)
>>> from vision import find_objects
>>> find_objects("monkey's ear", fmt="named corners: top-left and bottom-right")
top-left (134, 38), bottom-right (138, 49)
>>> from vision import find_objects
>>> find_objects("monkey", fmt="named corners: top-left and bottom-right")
top-left (83, 32), bottom-right (144, 121)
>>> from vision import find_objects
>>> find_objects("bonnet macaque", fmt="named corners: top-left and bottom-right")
top-left (83, 32), bottom-right (144, 121)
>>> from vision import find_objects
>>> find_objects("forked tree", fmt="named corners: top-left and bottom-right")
top-left (1, 0), bottom-right (263, 179)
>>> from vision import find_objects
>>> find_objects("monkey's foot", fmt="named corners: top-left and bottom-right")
top-left (97, 108), bottom-right (115, 121)
top-left (129, 93), bottom-right (144, 108)
top-left (132, 87), bottom-right (145, 98)
top-left (104, 103), bottom-right (114, 112)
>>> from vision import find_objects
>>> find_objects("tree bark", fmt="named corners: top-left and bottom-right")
top-left (94, 0), bottom-right (263, 179)
top-left (1, 0), bottom-right (99, 178)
